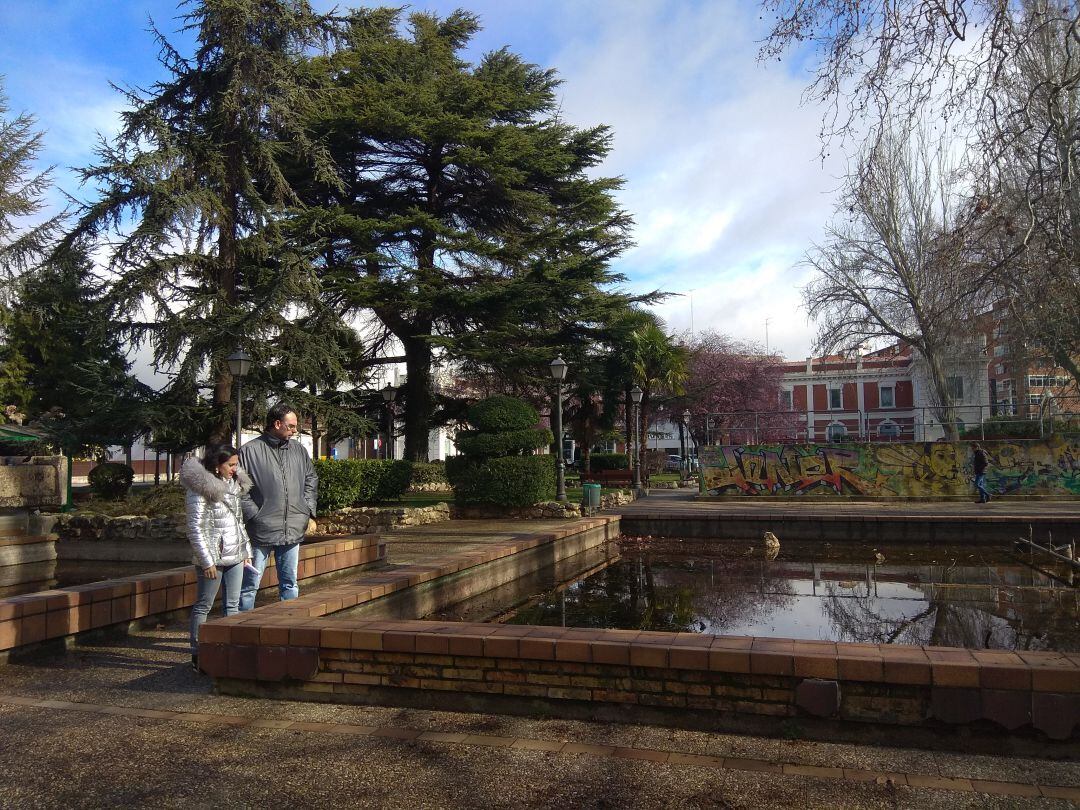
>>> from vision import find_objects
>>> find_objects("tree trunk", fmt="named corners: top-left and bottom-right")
top-left (923, 345), bottom-right (959, 440)
top-left (402, 333), bottom-right (433, 462)
top-left (309, 382), bottom-right (320, 461)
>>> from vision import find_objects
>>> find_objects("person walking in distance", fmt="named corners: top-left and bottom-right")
top-left (180, 445), bottom-right (252, 671)
top-left (971, 442), bottom-right (991, 504)
top-left (238, 403), bottom-right (318, 610)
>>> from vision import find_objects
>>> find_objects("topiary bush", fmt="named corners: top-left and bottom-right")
top-left (313, 459), bottom-right (413, 512)
top-left (446, 395), bottom-right (555, 507)
top-left (588, 452), bottom-right (629, 470)
top-left (88, 461), bottom-right (135, 500)
top-left (446, 455), bottom-right (554, 506)
top-left (454, 427), bottom-right (552, 458)
top-left (467, 395), bottom-right (539, 433)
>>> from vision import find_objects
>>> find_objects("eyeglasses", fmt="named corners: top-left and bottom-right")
top-left (280, 422), bottom-right (298, 433)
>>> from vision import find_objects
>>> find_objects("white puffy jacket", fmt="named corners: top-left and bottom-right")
top-left (180, 457), bottom-right (253, 569)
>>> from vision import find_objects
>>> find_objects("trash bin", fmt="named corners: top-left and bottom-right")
top-left (582, 482), bottom-right (602, 509)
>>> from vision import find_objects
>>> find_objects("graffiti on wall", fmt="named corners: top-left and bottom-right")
top-left (700, 437), bottom-right (1080, 497)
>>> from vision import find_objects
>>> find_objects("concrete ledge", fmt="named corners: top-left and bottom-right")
top-left (620, 511), bottom-right (1080, 544)
top-left (0, 535), bottom-right (385, 655)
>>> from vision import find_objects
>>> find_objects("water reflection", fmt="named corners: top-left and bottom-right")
top-left (502, 539), bottom-right (1080, 652)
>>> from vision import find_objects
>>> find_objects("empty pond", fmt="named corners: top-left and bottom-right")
top-left (425, 537), bottom-right (1080, 652)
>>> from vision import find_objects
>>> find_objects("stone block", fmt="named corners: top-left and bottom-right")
top-left (981, 688), bottom-right (1031, 730)
top-left (931, 687), bottom-right (981, 724)
top-left (1032, 692), bottom-right (1080, 741)
top-left (796, 678), bottom-right (840, 718)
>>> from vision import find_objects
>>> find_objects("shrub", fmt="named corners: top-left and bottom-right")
top-left (88, 462), bottom-right (135, 500)
top-left (448, 395), bottom-right (556, 507)
top-left (588, 452), bottom-right (629, 470)
top-left (446, 454), bottom-right (555, 506)
top-left (466, 395), bottom-right (539, 433)
top-left (455, 427), bottom-right (553, 458)
top-left (409, 461), bottom-right (447, 486)
top-left (313, 459), bottom-right (413, 512)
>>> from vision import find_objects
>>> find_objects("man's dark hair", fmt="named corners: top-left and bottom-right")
top-left (265, 402), bottom-right (297, 430)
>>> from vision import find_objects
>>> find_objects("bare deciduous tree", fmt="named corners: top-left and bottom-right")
top-left (981, 3), bottom-right (1080, 387)
top-left (803, 126), bottom-right (993, 438)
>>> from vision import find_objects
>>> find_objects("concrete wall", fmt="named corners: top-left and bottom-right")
top-left (700, 438), bottom-right (1080, 497)
top-left (0, 456), bottom-right (67, 509)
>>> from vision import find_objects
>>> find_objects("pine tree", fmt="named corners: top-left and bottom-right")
top-left (0, 80), bottom-right (62, 412)
top-left (67, 0), bottom-right (346, 443)
top-left (7, 243), bottom-right (152, 455)
top-left (298, 10), bottom-right (639, 460)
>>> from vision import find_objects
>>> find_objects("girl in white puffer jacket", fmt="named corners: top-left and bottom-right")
top-left (180, 445), bottom-right (253, 671)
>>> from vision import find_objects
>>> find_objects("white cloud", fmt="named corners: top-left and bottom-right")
top-left (534, 0), bottom-right (848, 358)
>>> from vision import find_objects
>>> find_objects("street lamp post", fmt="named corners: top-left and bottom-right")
top-left (549, 355), bottom-right (568, 502)
top-left (382, 383), bottom-right (397, 460)
top-left (630, 385), bottom-right (643, 493)
top-left (682, 408), bottom-right (691, 480)
top-left (226, 349), bottom-right (252, 450)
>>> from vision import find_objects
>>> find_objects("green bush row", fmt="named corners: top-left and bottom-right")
top-left (313, 459), bottom-right (413, 512)
top-left (445, 454), bottom-right (555, 506)
top-left (455, 427), bottom-right (553, 458)
top-left (588, 452), bottom-right (629, 470)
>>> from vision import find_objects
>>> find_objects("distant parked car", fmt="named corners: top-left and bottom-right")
top-left (664, 455), bottom-right (683, 472)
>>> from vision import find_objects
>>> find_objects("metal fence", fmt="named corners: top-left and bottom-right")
top-left (701, 396), bottom-right (1080, 445)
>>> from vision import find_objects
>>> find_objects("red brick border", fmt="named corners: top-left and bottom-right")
top-left (0, 536), bottom-right (384, 653)
top-left (203, 516), bottom-right (1080, 741)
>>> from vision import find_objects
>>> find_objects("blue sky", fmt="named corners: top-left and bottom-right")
top-left (1, 0), bottom-right (844, 361)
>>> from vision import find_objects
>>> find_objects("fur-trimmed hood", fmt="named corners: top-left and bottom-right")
top-left (179, 456), bottom-right (253, 501)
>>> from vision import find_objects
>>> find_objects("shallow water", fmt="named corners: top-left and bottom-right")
top-left (430, 538), bottom-right (1080, 652)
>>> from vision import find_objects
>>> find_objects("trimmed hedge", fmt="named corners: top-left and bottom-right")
top-left (446, 454), bottom-right (555, 506)
top-left (409, 461), bottom-right (447, 486)
top-left (455, 427), bottom-right (553, 458)
top-left (313, 459), bottom-right (413, 512)
top-left (589, 453), bottom-right (629, 470)
top-left (467, 395), bottom-right (539, 433)
top-left (88, 462), bottom-right (135, 500)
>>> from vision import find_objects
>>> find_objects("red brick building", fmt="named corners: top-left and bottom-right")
top-left (779, 346), bottom-right (916, 442)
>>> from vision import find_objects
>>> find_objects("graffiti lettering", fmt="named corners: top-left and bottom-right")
top-left (701, 439), bottom-right (1080, 497)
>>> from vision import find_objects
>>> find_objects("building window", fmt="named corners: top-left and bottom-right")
top-left (826, 423), bottom-right (847, 442)
top-left (780, 390), bottom-right (793, 409)
top-left (829, 388), bottom-right (843, 409)
top-left (993, 326), bottom-right (1006, 338)
top-left (947, 376), bottom-right (964, 401)
top-left (994, 364), bottom-right (1005, 375)
top-left (993, 344), bottom-right (1006, 357)
top-left (1027, 393), bottom-right (1043, 405)
top-left (1029, 375), bottom-right (1045, 387)
top-left (879, 385), bottom-right (895, 408)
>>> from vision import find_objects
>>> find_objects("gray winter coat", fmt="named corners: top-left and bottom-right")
top-left (238, 433), bottom-right (318, 547)
top-left (180, 457), bottom-right (253, 569)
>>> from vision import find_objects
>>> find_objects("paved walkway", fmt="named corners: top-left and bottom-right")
top-left (0, 627), bottom-right (1077, 807)
top-left (1, 508), bottom-right (1079, 806)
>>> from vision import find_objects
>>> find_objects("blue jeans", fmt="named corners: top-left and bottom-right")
top-left (190, 561), bottom-right (244, 653)
top-left (239, 542), bottom-right (300, 611)
top-left (974, 473), bottom-right (990, 502)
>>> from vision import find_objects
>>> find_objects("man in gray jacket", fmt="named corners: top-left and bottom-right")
top-left (238, 402), bottom-right (318, 611)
